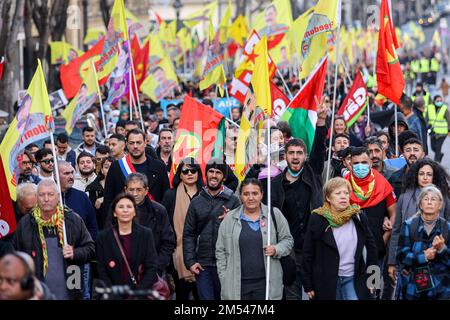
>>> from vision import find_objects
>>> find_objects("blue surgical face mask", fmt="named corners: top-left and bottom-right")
top-left (435, 101), bottom-right (444, 107)
top-left (353, 163), bottom-right (370, 179)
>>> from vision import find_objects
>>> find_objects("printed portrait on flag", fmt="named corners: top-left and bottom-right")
top-left (104, 42), bottom-right (130, 108)
top-left (152, 66), bottom-right (177, 101)
top-left (15, 94), bottom-right (33, 134)
top-left (259, 4), bottom-right (289, 38)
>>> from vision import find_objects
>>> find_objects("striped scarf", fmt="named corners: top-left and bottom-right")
top-left (32, 205), bottom-right (65, 276)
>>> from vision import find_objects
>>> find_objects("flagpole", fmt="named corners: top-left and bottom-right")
top-left (276, 68), bottom-right (294, 100)
top-left (48, 129), bottom-right (68, 245)
top-left (395, 103), bottom-right (398, 157)
top-left (326, 24), bottom-right (342, 183)
top-left (129, 70), bottom-right (133, 121)
top-left (340, 57), bottom-right (352, 84)
top-left (265, 117), bottom-right (272, 301)
top-left (92, 60), bottom-right (109, 139)
top-left (224, 84), bottom-right (234, 124)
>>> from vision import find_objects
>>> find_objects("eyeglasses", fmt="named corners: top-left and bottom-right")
top-left (181, 168), bottom-right (197, 175)
top-left (39, 159), bottom-right (54, 165)
top-left (0, 276), bottom-right (20, 286)
top-left (21, 161), bottom-right (33, 166)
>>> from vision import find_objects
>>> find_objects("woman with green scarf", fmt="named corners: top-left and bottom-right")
top-left (302, 177), bottom-right (378, 300)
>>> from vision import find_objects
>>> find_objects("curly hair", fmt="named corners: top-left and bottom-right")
top-left (402, 158), bottom-right (450, 197)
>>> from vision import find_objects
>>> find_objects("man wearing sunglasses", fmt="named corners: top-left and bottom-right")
top-left (34, 148), bottom-right (55, 181)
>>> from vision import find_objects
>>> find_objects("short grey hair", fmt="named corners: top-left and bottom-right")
top-left (418, 184), bottom-right (443, 205)
top-left (125, 172), bottom-right (148, 189)
top-left (57, 160), bottom-right (73, 171)
top-left (16, 183), bottom-right (37, 202)
top-left (37, 179), bottom-right (59, 194)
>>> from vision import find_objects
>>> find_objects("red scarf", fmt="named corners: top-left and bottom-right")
top-left (345, 169), bottom-right (394, 209)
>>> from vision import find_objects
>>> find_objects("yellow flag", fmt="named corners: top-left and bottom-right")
top-left (199, 18), bottom-right (226, 95)
top-left (145, 33), bottom-right (165, 77)
top-left (432, 30), bottom-right (442, 48)
top-left (50, 41), bottom-right (84, 65)
top-left (140, 56), bottom-right (178, 102)
top-left (252, 0), bottom-right (293, 37)
top-left (218, 1), bottom-right (232, 44)
top-left (125, 8), bottom-right (143, 35)
top-left (97, 0), bottom-right (129, 80)
top-left (183, 1), bottom-right (217, 28)
top-left (61, 60), bottom-right (98, 135)
top-left (229, 15), bottom-right (249, 46)
top-left (252, 35), bottom-right (271, 116)
top-left (235, 111), bottom-right (252, 182)
top-left (0, 60), bottom-right (53, 200)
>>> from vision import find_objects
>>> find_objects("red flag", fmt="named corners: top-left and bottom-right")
top-left (0, 57), bottom-right (4, 81)
top-left (0, 157), bottom-right (16, 239)
top-left (129, 38), bottom-right (149, 102)
top-left (171, 96), bottom-right (224, 181)
top-left (336, 72), bottom-right (368, 127)
top-left (130, 35), bottom-right (141, 58)
top-left (376, 0), bottom-right (404, 105)
top-left (288, 57), bottom-right (328, 110)
top-left (270, 81), bottom-right (290, 121)
top-left (60, 38), bottom-right (105, 98)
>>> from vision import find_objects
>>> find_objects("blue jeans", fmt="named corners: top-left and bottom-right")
top-left (336, 276), bottom-right (358, 300)
top-left (83, 264), bottom-right (91, 300)
top-left (195, 267), bottom-right (221, 300)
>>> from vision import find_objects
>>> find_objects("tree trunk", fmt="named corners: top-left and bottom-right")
top-left (100, 0), bottom-right (112, 29)
top-left (0, 0), bottom-right (24, 122)
top-left (50, 0), bottom-right (70, 41)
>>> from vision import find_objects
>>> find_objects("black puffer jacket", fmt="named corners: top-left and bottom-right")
top-left (12, 208), bottom-right (95, 300)
top-left (183, 186), bottom-right (240, 269)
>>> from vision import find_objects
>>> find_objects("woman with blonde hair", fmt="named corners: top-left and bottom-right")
top-left (302, 177), bottom-right (378, 300)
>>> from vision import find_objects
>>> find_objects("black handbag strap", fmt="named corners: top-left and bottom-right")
top-left (112, 228), bottom-right (137, 287)
top-left (269, 207), bottom-right (279, 243)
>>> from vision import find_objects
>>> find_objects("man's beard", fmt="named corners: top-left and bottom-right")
top-left (84, 140), bottom-right (95, 147)
top-left (372, 158), bottom-right (382, 168)
top-left (41, 166), bottom-right (53, 174)
top-left (130, 151), bottom-right (144, 160)
top-left (407, 156), bottom-right (418, 166)
top-left (207, 181), bottom-right (222, 191)
top-left (80, 168), bottom-right (95, 177)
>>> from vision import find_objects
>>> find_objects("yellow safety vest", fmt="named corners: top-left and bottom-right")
top-left (420, 58), bottom-right (430, 73)
top-left (411, 60), bottom-right (420, 73)
top-left (426, 104), bottom-right (449, 134)
top-left (430, 58), bottom-right (439, 72)
top-left (367, 74), bottom-right (376, 89)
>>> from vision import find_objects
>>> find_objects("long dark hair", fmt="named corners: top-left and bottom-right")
top-left (402, 158), bottom-right (450, 197)
top-left (172, 157), bottom-right (204, 189)
top-left (110, 193), bottom-right (138, 226)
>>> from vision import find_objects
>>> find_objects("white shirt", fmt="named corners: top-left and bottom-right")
top-left (332, 219), bottom-right (358, 277)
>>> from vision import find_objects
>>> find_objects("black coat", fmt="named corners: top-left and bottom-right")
top-left (86, 175), bottom-right (106, 230)
top-left (12, 208), bottom-right (95, 300)
top-left (103, 156), bottom-right (170, 217)
top-left (301, 212), bottom-right (378, 300)
top-left (271, 125), bottom-right (327, 212)
top-left (183, 187), bottom-right (241, 269)
top-left (96, 223), bottom-right (158, 289)
top-left (135, 198), bottom-right (176, 273)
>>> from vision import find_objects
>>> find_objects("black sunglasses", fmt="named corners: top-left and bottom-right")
top-left (181, 168), bottom-right (197, 175)
top-left (40, 159), bottom-right (54, 164)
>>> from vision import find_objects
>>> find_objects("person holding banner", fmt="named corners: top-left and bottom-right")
top-left (12, 179), bottom-right (95, 300)
top-left (216, 178), bottom-right (293, 300)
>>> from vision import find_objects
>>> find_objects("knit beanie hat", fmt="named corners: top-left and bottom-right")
top-left (205, 158), bottom-right (228, 176)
